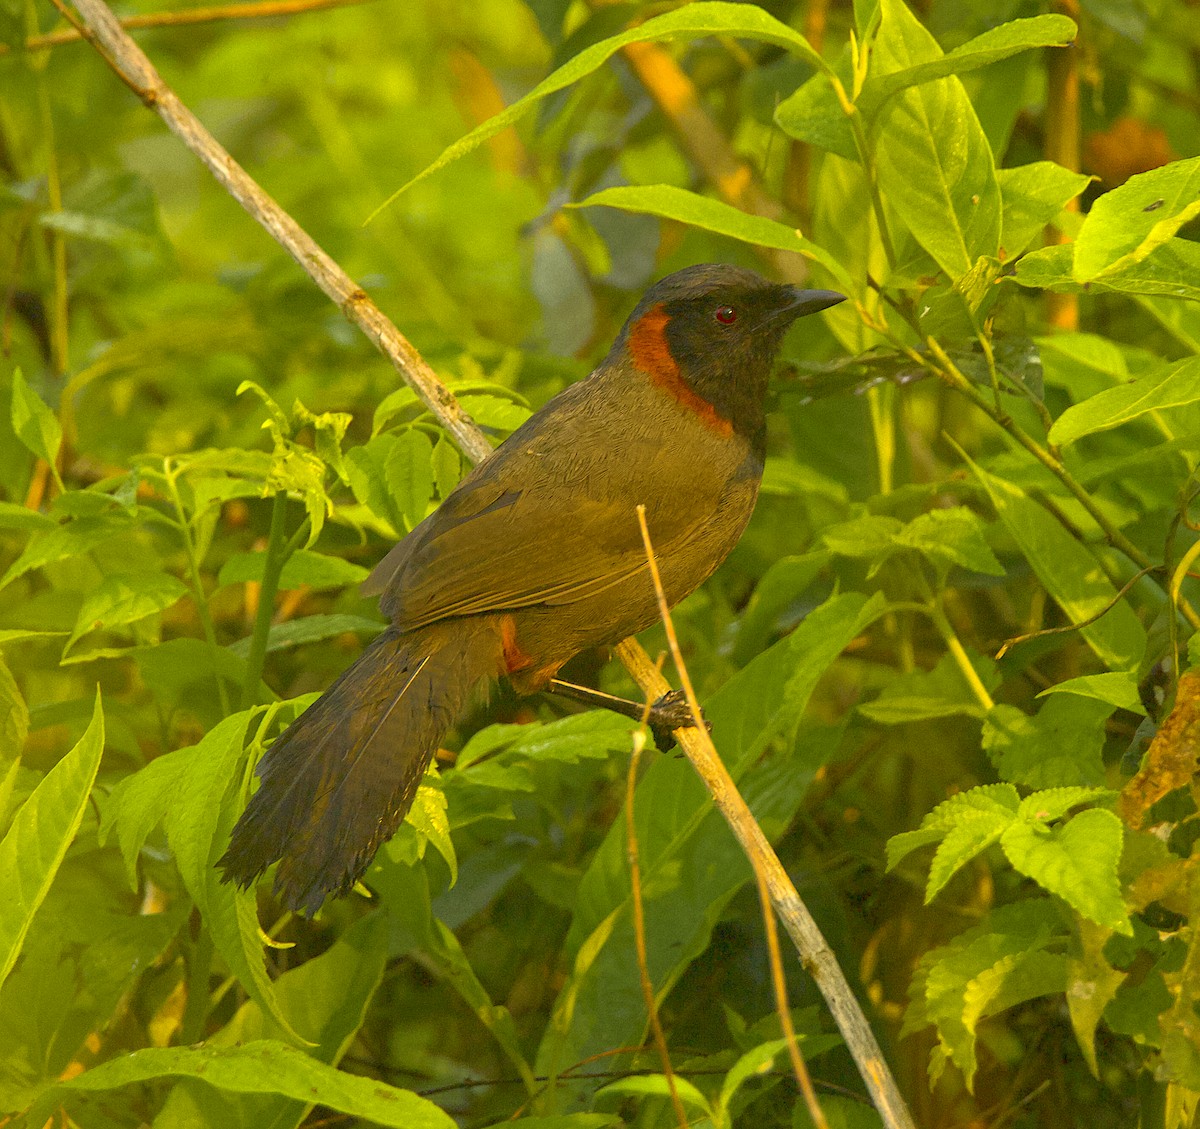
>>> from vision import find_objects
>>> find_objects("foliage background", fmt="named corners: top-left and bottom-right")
top-left (2, 0), bottom-right (1200, 1126)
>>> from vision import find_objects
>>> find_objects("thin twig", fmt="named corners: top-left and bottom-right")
top-left (14, 0), bottom-right (370, 54)
top-left (633, 508), bottom-right (914, 1129)
top-left (626, 731), bottom-right (690, 1129)
top-left (66, 9), bottom-right (915, 1126)
top-left (755, 868), bottom-right (829, 1129)
top-left (995, 566), bottom-right (1158, 660)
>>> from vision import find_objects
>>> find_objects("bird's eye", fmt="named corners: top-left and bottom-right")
top-left (714, 305), bottom-right (738, 325)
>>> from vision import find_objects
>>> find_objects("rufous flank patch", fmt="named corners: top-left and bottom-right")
top-left (628, 303), bottom-right (733, 436)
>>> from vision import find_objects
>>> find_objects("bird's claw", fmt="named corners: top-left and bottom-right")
top-left (647, 690), bottom-right (711, 752)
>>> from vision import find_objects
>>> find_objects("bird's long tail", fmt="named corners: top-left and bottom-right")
top-left (219, 620), bottom-right (500, 914)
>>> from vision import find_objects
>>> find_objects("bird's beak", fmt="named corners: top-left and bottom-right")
top-left (783, 288), bottom-right (847, 318)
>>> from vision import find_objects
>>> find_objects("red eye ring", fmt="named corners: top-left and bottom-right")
top-left (714, 305), bottom-right (738, 325)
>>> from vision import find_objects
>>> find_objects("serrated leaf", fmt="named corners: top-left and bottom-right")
top-left (406, 782), bottom-right (456, 886)
top-left (1038, 672), bottom-right (1146, 715)
top-left (431, 437), bottom-right (462, 498)
top-left (384, 429), bottom-right (434, 531)
top-left (822, 513), bottom-right (904, 557)
top-left (925, 813), bottom-right (1014, 901)
top-left (573, 184), bottom-right (853, 291)
top-left (1074, 156), bottom-right (1200, 281)
top-left (983, 698), bottom-right (1111, 789)
top-left (1049, 357), bottom-right (1200, 445)
top-left (0, 689), bottom-right (103, 989)
top-left (912, 900), bottom-right (1067, 1089)
top-left (457, 394), bottom-right (531, 432)
top-left (25, 1040), bottom-right (455, 1128)
top-left (10, 368), bottom-right (62, 469)
top-left (895, 507), bottom-right (1004, 576)
top-left (1000, 809), bottom-right (1131, 933)
top-left (1016, 787), bottom-right (1112, 824)
top-left (63, 572), bottom-right (189, 654)
top-left (383, 2), bottom-right (824, 208)
top-left (871, 0), bottom-right (1001, 279)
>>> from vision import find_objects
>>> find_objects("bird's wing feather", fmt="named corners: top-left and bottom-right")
top-left (363, 376), bottom-right (727, 628)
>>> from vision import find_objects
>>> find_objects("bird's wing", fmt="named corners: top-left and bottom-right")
top-left (362, 379), bottom-right (727, 629)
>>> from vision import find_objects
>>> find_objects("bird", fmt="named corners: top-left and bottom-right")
top-left (218, 263), bottom-right (845, 914)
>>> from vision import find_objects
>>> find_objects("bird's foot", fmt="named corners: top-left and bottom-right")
top-left (647, 690), bottom-right (711, 752)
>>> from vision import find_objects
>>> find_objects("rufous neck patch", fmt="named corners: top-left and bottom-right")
top-left (627, 303), bottom-right (733, 437)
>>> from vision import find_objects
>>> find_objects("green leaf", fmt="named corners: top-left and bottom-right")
top-left (1073, 155), bottom-right (1200, 281)
top-left (997, 162), bottom-right (1093, 258)
top-left (731, 550), bottom-right (830, 665)
top-left (457, 394), bottom-right (532, 433)
top-left (225, 613), bottom-right (385, 658)
top-left (0, 513), bottom-right (136, 591)
top-left (1066, 918), bottom-right (1126, 1076)
top-left (10, 368), bottom-right (62, 470)
top-left (595, 1073), bottom-right (712, 1116)
top-left (0, 653), bottom-right (28, 756)
top-left (999, 808), bottom-right (1131, 933)
top-left (196, 912), bottom-right (390, 1127)
top-left (477, 1119), bottom-right (619, 1129)
top-left (870, 0), bottom-right (1001, 279)
top-left (382, 2), bottom-right (824, 208)
top-left (887, 784), bottom-right (1019, 894)
top-left (925, 814), bottom-right (1013, 902)
top-left (859, 650), bottom-right (995, 724)
top-left (431, 437), bottom-right (462, 498)
top-left (1049, 356), bottom-right (1200, 445)
top-left (573, 184), bottom-right (853, 291)
top-left (716, 1038), bottom-right (791, 1115)
top-left (961, 450), bottom-right (1146, 671)
top-left (982, 697), bottom-right (1111, 789)
top-left (385, 428), bottom-right (435, 530)
top-left (822, 513), bottom-right (904, 558)
top-left (774, 70), bottom-right (857, 162)
top-left (1038, 672), bottom-right (1146, 715)
top-left (908, 900), bottom-right (1068, 1089)
top-left (25, 1040), bottom-right (456, 1129)
top-left (859, 15), bottom-right (1077, 120)
top-left (0, 689), bottom-right (103, 990)
top-left (63, 571), bottom-right (189, 655)
top-left (218, 549), bottom-right (369, 591)
top-left (163, 712), bottom-right (305, 1042)
top-left (895, 507), bottom-right (1004, 576)
top-left (1014, 236), bottom-right (1200, 302)
top-left (0, 500), bottom-right (56, 531)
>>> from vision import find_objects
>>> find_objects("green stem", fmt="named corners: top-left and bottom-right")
top-left (240, 491), bottom-right (294, 709)
top-left (928, 599), bottom-right (995, 712)
top-left (166, 461), bottom-right (231, 716)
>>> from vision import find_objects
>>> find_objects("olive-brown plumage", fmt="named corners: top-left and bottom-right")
top-left (219, 264), bottom-right (844, 913)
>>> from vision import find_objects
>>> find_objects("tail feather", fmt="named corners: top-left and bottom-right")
top-left (218, 621), bottom-right (499, 914)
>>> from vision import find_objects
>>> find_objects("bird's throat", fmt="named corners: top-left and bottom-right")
top-left (627, 303), bottom-right (734, 437)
